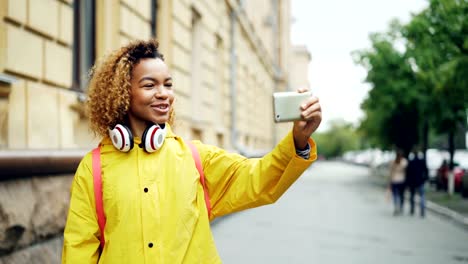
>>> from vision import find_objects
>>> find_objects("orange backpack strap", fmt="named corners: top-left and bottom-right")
top-left (186, 141), bottom-right (212, 218)
top-left (92, 147), bottom-right (106, 249)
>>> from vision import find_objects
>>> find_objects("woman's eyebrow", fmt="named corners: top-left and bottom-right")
top-left (139, 77), bottom-right (156, 83)
top-left (139, 77), bottom-right (172, 83)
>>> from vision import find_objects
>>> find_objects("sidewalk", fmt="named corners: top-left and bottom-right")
top-left (425, 188), bottom-right (468, 228)
top-left (368, 169), bottom-right (468, 230)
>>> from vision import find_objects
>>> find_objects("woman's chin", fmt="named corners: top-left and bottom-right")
top-left (152, 116), bottom-right (169, 125)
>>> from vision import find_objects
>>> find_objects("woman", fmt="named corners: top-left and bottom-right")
top-left (62, 39), bottom-right (322, 263)
top-left (389, 151), bottom-right (408, 216)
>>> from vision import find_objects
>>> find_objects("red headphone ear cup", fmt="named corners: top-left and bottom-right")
top-left (141, 124), bottom-right (166, 153)
top-left (109, 124), bottom-right (134, 152)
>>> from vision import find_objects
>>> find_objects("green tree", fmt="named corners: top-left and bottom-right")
top-left (403, 0), bottom-right (468, 169)
top-left (313, 119), bottom-right (361, 158)
top-left (353, 26), bottom-right (423, 155)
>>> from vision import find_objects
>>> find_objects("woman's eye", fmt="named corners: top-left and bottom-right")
top-left (165, 83), bottom-right (173, 88)
top-left (143, 83), bottom-right (154, 88)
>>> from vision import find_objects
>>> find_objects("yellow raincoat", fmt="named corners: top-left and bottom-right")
top-left (62, 125), bottom-right (316, 263)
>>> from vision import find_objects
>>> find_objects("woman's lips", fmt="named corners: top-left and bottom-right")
top-left (151, 104), bottom-right (169, 114)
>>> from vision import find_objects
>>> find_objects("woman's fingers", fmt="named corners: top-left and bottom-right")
top-left (301, 98), bottom-right (321, 120)
top-left (297, 87), bottom-right (309, 94)
top-left (300, 96), bottom-right (319, 110)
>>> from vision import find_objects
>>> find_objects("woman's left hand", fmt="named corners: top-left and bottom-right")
top-left (292, 88), bottom-right (322, 149)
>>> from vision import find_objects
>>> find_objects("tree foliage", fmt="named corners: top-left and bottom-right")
top-left (353, 0), bottom-right (468, 162)
top-left (403, 0), bottom-right (468, 135)
top-left (313, 119), bottom-right (361, 158)
top-left (353, 27), bottom-right (422, 154)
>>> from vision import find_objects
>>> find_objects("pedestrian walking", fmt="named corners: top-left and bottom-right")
top-left (406, 151), bottom-right (428, 217)
top-left (61, 39), bottom-right (322, 263)
top-left (388, 150), bottom-right (408, 216)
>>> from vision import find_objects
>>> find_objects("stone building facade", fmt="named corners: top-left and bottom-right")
top-left (0, 0), bottom-right (311, 262)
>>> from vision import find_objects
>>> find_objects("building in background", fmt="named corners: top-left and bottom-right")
top-left (0, 0), bottom-right (310, 261)
top-left (289, 45), bottom-right (312, 91)
top-left (276, 44), bottom-right (312, 137)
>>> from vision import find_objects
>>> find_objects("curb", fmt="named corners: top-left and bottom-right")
top-left (425, 199), bottom-right (468, 230)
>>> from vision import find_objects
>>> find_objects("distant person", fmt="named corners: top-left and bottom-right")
top-left (406, 151), bottom-right (428, 217)
top-left (389, 151), bottom-right (408, 216)
top-left (436, 159), bottom-right (449, 190)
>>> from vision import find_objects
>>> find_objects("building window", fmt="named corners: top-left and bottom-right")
top-left (151, 0), bottom-right (157, 37)
top-left (192, 128), bottom-right (202, 141)
top-left (215, 35), bottom-right (224, 125)
top-left (191, 7), bottom-right (202, 119)
top-left (73, 0), bottom-right (96, 91)
top-left (217, 133), bottom-right (224, 148)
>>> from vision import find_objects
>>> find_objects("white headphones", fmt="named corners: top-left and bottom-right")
top-left (109, 123), bottom-right (167, 153)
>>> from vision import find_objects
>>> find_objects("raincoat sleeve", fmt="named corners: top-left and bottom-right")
top-left (195, 131), bottom-right (317, 219)
top-left (62, 154), bottom-right (101, 263)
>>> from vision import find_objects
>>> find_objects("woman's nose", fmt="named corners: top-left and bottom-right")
top-left (154, 85), bottom-right (168, 99)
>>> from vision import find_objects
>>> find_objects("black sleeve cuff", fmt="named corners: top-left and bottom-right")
top-left (295, 143), bottom-right (311, 159)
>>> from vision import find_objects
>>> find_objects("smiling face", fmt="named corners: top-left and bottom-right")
top-left (128, 58), bottom-right (174, 136)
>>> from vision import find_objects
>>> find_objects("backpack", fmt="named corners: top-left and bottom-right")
top-left (91, 141), bottom-right (211, 249)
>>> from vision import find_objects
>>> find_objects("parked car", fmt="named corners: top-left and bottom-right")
top-left (435, 163), bottom-right (464, 191)
top-left (462, 170), bottom-right (468, 198)
top-left (426, 149), bottom-right (449, 185)
top-left (454, 150), bottom-right (468, 197)
top-left (435, 150), bottom-right (468, 192)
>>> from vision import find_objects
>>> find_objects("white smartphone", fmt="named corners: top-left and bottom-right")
top-left (273, 91), bottom-right (313, 122)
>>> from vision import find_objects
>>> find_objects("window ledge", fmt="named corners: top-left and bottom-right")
top-left (70, 102), bottom-right (86, 119)
top-left (0, 73), bottom-right (18, 98)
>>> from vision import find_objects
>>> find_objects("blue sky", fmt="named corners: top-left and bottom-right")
top-left (291, 0), bottom-right (428, 131)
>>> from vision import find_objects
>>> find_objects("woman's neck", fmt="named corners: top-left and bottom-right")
top-left (127, 118), bottom-right (148, 139)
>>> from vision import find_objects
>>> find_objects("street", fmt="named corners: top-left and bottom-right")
top-left (211, 161), bottom-right (468, 264)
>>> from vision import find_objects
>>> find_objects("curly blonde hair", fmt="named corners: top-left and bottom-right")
top-left (86, 39), bottom-right (174, 138)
